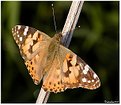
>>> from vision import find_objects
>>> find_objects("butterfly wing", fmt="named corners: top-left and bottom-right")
top-left (12, 25), bottom-right (51, 84)
top-left (61, 45), bottom-right (101, 90)
top-left (42, 55), bottom-right (65, 93)
top-left (42, 45), bottom-right (100, 93)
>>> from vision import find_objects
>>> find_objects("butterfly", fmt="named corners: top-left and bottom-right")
top-left (12, 25), bottom-right (101, 93)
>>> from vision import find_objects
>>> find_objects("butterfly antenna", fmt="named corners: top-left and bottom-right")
top-left (51, 4), bottom-right (57, 33)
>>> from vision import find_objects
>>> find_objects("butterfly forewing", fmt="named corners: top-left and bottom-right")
top-left (12, 25), bottom-right (51, 60)
top-left (12, 25), bottom-right (51, 84)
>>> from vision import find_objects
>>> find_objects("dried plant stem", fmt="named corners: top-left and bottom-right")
top-left (62, 1), bottom-right (84, 47)
top-left (36, 88), bottom-right (50, 103)
top-left (36, 1), bottom-right (84, 103)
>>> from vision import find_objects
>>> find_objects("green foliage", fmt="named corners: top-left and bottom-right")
top-left (1, 1), bottom-right (119, 103)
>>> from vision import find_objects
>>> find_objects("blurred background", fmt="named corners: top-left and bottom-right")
top-left (1, 1), bottom-right (119, 103)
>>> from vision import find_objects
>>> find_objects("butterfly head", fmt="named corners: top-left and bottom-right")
top-left (53, 32), bottom-right (62, 42)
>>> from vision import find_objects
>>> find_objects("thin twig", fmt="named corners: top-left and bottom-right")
top-left (62, 1), bottom-right (84, 47)
top-left (36, 1), bottom-right (84, 103)
top-left (36, 88), bottom-right (50, 103)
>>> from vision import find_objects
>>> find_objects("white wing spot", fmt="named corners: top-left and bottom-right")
top-left (83, 70), bottom-right (87, 74)
top-left (92, 80), bottom-right (94, 82)
top-left (23, 26), bottom-right (29, 36)
top-left (93, 73), bottom-right (98, 79)
top-left (17, 34), bottom-right (20, 37)
top-left (82, 77), bottom-right (87, 82)
top-left (22, 56), bottom-right (25, 60)
top-left (83, 65), bottom-right (89, 74)
top-left (85, 65), bottom-right (90, 71)
top-left (79, 63), bottom-right (83, 69)
top-left (19, 37), bottom-right (23, 41)
top-left (88, 80), bottom-right (91, 83)
top-left (17, 25), bottom-right (21, 30)
top-left (18, 45), bottom-right (20, 48)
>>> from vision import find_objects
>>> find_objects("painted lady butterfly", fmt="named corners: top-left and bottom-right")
top-left (12, 25), bottom-right (101, 93)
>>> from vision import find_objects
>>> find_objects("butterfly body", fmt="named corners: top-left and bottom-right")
top-left (46, 33), bottom-right (62, 62)
top-left (12, 25), bottom-right (101, 93)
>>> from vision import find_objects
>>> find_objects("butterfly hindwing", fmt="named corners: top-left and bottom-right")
top-left (42, 56), bottom-right (65, 93)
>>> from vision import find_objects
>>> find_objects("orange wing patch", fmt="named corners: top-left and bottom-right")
top-left (62, 53), bottom-right (80, 88)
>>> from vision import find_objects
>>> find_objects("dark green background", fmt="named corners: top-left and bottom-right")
top-left (1, 1), bottom-right (119, 103)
